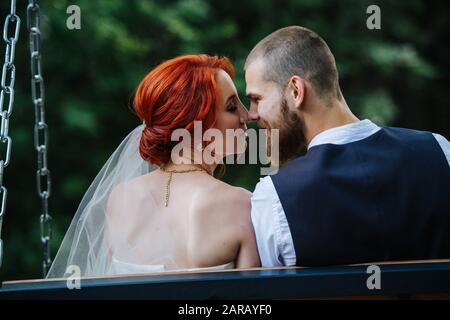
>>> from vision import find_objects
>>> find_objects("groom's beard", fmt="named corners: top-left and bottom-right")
top-left (261, 98), bottom-right (305, 165)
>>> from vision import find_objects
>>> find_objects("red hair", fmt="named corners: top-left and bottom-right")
top-left (133, 54), bottom-right (235, 166)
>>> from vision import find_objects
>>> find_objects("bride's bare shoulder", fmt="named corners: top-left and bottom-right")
top-left (190, 180), bottom-right (252, 217)
top-left (106, 172), bottom-right (163, 210)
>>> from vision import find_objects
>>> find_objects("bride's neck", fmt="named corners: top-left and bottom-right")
top-left (164, 155), bottom-right (217, 176)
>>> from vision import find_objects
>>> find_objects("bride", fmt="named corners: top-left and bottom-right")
top-left (46, 54), bottom-right (260, 278)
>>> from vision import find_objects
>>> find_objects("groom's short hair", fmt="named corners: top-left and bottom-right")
top-left (245, 26), bottom-right (342, 101)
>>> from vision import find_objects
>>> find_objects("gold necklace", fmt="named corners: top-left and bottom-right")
top-left (160, 165), bottom-right (210, 207)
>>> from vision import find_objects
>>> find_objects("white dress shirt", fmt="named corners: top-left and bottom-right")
top-left (251, 119), bottom-right (450, 267)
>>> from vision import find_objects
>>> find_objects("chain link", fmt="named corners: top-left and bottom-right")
top-left (0, 0), bottom-right (20, 269)
top-left (27, 0), bottom-right (52, 277)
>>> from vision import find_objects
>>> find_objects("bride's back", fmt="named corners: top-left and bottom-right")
top-left (106, 170), bottom-right (251, 270)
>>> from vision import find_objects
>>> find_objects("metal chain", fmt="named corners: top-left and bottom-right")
top-left (0, 0), bottom-right (20, 269)
top-left (27, 0), bottom-right (52, 277)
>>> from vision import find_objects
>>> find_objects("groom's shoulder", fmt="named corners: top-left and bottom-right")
top-left (252, 161), bottom-right (308, 200)
top-left (252, 176), bottom-right (274, 194)
top-left (254, 159), bottom-right (305, 190)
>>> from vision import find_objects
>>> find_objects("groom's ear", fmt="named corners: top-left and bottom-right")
top-left (287, 76), bottom-right (306, 109)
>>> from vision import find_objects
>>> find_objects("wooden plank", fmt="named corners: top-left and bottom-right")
top-left (0, 260), bottom-right (449, 299)
top-left (4, 259), bottom-right (449, 285)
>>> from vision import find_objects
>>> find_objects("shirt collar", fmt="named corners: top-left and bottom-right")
top-left (307, 119), bottom-right (381, 150)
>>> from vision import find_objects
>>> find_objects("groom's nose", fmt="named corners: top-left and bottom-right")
top-left (247, 104), bottom-right (260, 121)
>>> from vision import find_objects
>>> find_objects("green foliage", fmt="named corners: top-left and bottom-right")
top-left (0, 0), bottom-right (449, 281)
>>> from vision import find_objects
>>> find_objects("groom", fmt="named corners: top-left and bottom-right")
top-left (246, 26), bottom-right (450, 267)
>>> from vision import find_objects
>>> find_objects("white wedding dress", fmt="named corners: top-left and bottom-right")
top-left (110, 256), bottom-right (235, 275)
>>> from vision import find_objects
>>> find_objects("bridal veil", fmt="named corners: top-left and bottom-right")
top-left (46, 124), bottom-right (160, 278)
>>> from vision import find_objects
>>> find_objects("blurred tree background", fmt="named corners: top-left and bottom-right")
top-left (0, 0), bottom-right (449, 281)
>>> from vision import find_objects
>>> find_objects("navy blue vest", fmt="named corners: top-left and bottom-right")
top-left (271, 126), bottom-right (450, 266)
